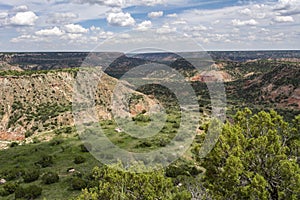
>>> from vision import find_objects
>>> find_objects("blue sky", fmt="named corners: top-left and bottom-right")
top-left (0, 0), bottom-right (299, 51)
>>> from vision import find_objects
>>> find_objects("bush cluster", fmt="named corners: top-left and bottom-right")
top-left (0, 182), bottom-right (18, 196)
top-left (71, 177), bottom-right (87, 190)
top-left (74, 156), bottom-right (86, 164)
top-left (35, 155), bottom-right (53, 168)
top-left (80, 143), bottom-right (92, 152)
top-left (15, 185), bottom-right (42, 199)
top-left (41, 172), bottom-right (59, 184)
top-left (23, 169), bottom-right (40, 183)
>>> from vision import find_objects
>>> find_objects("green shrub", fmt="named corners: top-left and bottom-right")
top-left (74, 156), bottom-right (86, 164)
top-left (15, 185), bottom-right (42, 199)
top-left (25, 131), bottom-right (34, 138)
top-left (2, 168), bottom-right (24, 181)
top-left (41, 172), bottom-right (59, 184)
top-left (0, 188), bottom-right (10, 196)
top-left (172, 123), bottom-right (180, 129)
top-left (133, 114), bottom-right (151, 122)
top-left (35, 155), bottom-right (53, 168)
top-left (49, 139), bottom-right (63, 146)
top-left (10, 142), bottom-right (19, 148)
top-left (80, 143), bottom-right (92, 152)
top-left (137, 141), bottom-right (152, 148)
top-left (158, 138), bottom-right (171, 147)
top-left (23, 169), bottom-right (40, 183)
top-left (2, 182), bottom-right (18, 195)
top-left (71, 178), bottom-right (87, 190)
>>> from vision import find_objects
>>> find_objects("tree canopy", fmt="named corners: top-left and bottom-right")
top-left (194, 109), bottom-right (300, 200)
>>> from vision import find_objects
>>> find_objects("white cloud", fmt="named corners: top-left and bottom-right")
top-left (10, 34), bottom-right (41, 43)
top-left (171, 19), bottom-right (187, 25)
top-left (61, 33), bottom-right (83, 40)
top-left (189, 25), bottom-right (207, 31)
top-left (72, 0), bottom-right (125, 7)
top-left (137, 0), bottom-right (165, 6)
top-left (10, 11), bottom-right (38, 26)
top-left (90, 25), bottom-right (101, 31)
top-left (238, 5), bottom-right (267, 19)
top-left (232, 19), bottom-right (258, 26)
top-left (136, 20), bottom-right (152, 31)
top-left (98, 31), bottom-right (114, 39)
top-left (35, 27), bottom-right (64, 36)
top-left (240, 8), bottom-right (252, 15)
top-left (148, 11), bottom-right (163, 18)
top-left (72, 0), bottom-right (165, 7)
top-left (0, 12), bottom-right (8, 19)
top-left (13, 5), bottom-right (28, 12)
top-left (167, 13), bottom-right (178, 18)
top-left (47, 12), bottom-right (78, 24)
top-left (273, 15), bottom-right (294, 22)
top-left (275, 0), bottom-right (297, 10)
top-left (156, 24), bottom-right (176, 34)
top-left (107, 11), bottom-right (135, 26)
top-left (64, 24), bottom-right (88, 33)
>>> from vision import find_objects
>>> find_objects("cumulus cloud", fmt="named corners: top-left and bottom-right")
top-left (97, 31), bottom-right (114, 39)
top-left (10, 34), bottom-right (41, 43)
top-left (167, 13), bottom-right (178, 18)
top-left (72, 0), bottom-right (165, 7)
top-left (240, 8), bottom-right (252, 15)
top-left (61, 33), bottom-right (83, 40)
top-left (10, 11), bottom-right (38, 26)
top-left (188, 25), bottom-right (207, 31)
top-left (13, 5), bottom-right (28, 12)
top-left (90, 25), bottom-right (101, 31)
top-left (274, 0), bottom-right (297, 10)
top-left (136, 0), bottom-right (165, 6)
top-left (35, 27), bottom-right (64, 36)
top-left (136, 20), bottom-right (152, 31)
top-left (0, 12), bottom-right (8, 19)
top-left (64, 24), bottom-right (88, 33)
top-left (232, 19), bottom-right (258, 26)
top-left (47, 12), bottom-right (78, 24)
top-left (72, 0), bottom-right (125, 7)
top-left (171, 19), bottom-right (187, 25)
top-left (156, 24), bottom-right (176, 34)
top-left (273, 15), bottom-right (294, 22)
top-left (148, 11), bottom-right (163, 18)
top-left (107, 11), bottom-right (135, 26)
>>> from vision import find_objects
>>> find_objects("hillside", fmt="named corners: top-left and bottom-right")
top-left (0, 68), bottom-right (156, 146)
top-left (223, 60), bottom-right (300, 112)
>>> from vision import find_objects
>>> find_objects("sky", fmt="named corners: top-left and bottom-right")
top-left (0, 0), bottom-right (299, 51)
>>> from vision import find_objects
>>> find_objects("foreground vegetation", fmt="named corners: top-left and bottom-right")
top-left (0, 109), bottom-right (299, 199)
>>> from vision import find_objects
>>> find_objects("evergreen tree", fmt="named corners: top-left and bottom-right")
top-left (194, 109), bottom-right (300, 200)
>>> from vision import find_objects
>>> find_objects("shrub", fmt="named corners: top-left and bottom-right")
top-left (137, 141), bottom-right (152, 148)
top-left (172, 123), bottom-right (180, 129)
top-left (2, 182), bottom-right (18, 195)
top-left (23, 169), bottom-right (40, 183)
top-left (2, 168), bottom-right (24, 181)
top-left (71, 178), bottom-right (87, 190)
top-left (74, 156), bottom-right (86, 164)
top-left (49, 139), bottom-right (63, 146)
top-left (15, 185), bottom-right (42, 199)
top-left (0, 188), bottom-right (10, 196)
top-left (80, 143), bottom-right (92, 152)
top-left (133, 114), bottom-right (151, 122)
top-left (35, 155), bottom-right (53, 168)
top-left (41, 172), bottom-right (59, 184)
top-left (158, 138), bottom-right (170, 147)
top-left (10, 142), bottom-right (19, 148)
top-left (25, 131), bottom-right (34, 138)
